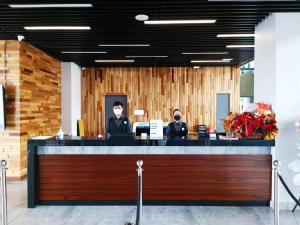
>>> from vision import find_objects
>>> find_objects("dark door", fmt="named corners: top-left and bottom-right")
top-left (105, 95), bottom-right (128, 127)
top-left (216, 93), bottom-right (230, 132)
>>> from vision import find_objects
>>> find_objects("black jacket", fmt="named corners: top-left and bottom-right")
top-left (105, 116), bottom-right (132, 137)
top-left (167, 122), bottom-right (188, 138)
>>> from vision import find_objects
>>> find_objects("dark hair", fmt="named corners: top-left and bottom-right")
top-left (113, 101), bottom-right (123, 108)
top-left (173, 109), bottom-right (181, 115)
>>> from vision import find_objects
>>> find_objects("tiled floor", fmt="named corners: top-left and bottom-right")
top-left (1, 180), bottom-right (300, 225)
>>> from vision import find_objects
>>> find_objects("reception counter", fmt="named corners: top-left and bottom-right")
top-left (27, 135), bottom-right (275, 208)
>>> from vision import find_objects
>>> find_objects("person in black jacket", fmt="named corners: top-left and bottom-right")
top-left (167, 109), bottom-right (188, 138)
top-left (105, 101), bottom-right (132, 137)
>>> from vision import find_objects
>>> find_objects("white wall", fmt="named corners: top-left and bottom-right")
top-left (61, 63), bottom-right (71, 134)
top-left (254, 14), bottom-right (276, 105)
top-left (70, 63), bottom-right (81, 135)
top-left (255, 13), bottom-right (300, 209)
top-left (61, 62), bottom-right (81, 136)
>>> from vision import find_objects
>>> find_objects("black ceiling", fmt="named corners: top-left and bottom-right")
top-left (1, 0), bottom-right (300, 67)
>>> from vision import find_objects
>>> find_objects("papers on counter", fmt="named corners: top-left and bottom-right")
top-left (31, 136), bottom-right (52, 140)
top-left (150, 120), bottom-right (163, 139)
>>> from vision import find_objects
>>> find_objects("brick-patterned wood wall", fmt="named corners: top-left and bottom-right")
top-left (82, 67), bottom-right (240, 136)
top-left (0, 41), bottom-right (21, 178)
top-left (0, 41), bottom-right (61, 179)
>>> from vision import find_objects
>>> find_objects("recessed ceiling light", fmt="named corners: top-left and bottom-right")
top-left (217, 34), bottom-right (255, 38)
top-left (98, 44), bottom-right (150, 47)
top-left (135, 14), bottom-right (149, 21)
top-left (144, 19), bottom-right (216, 25)
top-left (9, 4), bottom-right (93, 8)
top-left (191, 60), bottom-right (231, 63)
top-left (193, 66), bottom-right (200, 69)
top-left (182, 52), bottom-right (228, 55)
top-left (95, 60), bottom-right (135, 63)
top-left (226, 45), bottom-right (255, 48)
top-left (24, 26), bottom-right (91, 30)
top-left (61, 51), bottom-right (107, 54)
top-left (125, 55), bottom-right (168, 58)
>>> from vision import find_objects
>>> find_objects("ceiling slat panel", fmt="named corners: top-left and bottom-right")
top-left (0, 0), bottom-right (299, 66)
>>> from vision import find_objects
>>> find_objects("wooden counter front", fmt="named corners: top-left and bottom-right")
top-left (27, 136), bottom-right (274, 208)
top-left (36, 154), bottom-right (272, 204)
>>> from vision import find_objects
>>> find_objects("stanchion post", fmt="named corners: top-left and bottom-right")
top-left (273, 160), bottom-right (281, 225)
top-left (0, 160), bottom-right (8, 225)
top-left (136, 160), bottom-right (143, 225)
top-left (124, 160), bottom-right (144, 225)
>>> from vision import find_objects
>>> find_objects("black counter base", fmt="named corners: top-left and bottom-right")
top-left (36, 200), bottom-right (270, 207)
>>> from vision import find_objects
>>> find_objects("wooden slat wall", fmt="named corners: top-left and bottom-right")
top-left (0, 40), bottom-right (61, 179)
top-left (82, 67), bottom-right (240, 136)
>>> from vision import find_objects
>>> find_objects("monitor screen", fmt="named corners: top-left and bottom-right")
top-left (0, 84), bottom-right (6, 132)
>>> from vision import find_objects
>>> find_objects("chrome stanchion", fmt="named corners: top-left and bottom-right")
top-left (273, 160), bottom-right (281, 225)
top-left (135, 160), bottom-right (143, 225)
top-left (124, 160), bottom-right (144, 225)
top-left (0, 160), bottom-right (8, 225)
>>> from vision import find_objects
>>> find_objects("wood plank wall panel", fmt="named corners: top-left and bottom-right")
top-left (0, 40), bottom-right (22, 178)
top-left (37, 154), bottom-right (272, 201)
top-left (82, 67), bottom-right (240, 136)
top-left (19, 42), bottom-right (61, 177)
top-left (0, 40), bottom-right (61, 179)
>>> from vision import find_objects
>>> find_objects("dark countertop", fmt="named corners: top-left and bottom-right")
top-left (28, 135), bottom-right (275, 147)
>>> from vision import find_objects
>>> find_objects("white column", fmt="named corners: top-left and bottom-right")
top-left (255, 13), bottom-right (300, 209)
top-left (61, 62), bottom-right (81, 136)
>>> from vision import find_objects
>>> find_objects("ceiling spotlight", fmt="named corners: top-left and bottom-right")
top-left (24, 26), bottom-right (91, 30)
top-left (144, 19), bottom-right (216, 25)
top-left (98, 44), bottom-right (150, 47)
top-left (17, 35), bottom-right (25, 41)
top-left (191, 60), bottom-right (231, 63)
top-left (95, 60), bottom-right (135, 63)
top-left (125, 56), bottom-right (168, 58)
top-left (226, 45), bottom-right (255, 48)
top-left (217, 34), bottom-right (255, 38)
top-left (135, 14), bottom-right (149, 21)
top-left (182, 52), bottom-right (228, 55)
top-left (9, 4), bottom-right (93, 8)
top-left (61, 51), bottom-right (107, 54)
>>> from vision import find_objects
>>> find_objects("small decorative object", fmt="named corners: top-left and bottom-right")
top-left (223, 103), bottom-right (278, 140)
top-left (56, 127), bottom-right (64, 140)
top-left (224, 112), bottom-right (238, 138)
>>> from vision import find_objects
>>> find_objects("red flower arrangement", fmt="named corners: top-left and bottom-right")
top-left (224, 103), bottom-right (278, 140)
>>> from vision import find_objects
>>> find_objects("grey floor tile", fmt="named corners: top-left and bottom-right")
top-left (1, 180), bottom-right (299, 225)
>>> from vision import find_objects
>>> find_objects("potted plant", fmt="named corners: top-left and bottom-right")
top-left (224, 103), bottom-right (278, 140)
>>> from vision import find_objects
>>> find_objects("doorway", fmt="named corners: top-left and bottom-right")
top-left (216, 93), bottom-right (230, 132)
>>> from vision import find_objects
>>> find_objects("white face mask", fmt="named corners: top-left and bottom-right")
top-left (113, 108), bottom-right (123, 116)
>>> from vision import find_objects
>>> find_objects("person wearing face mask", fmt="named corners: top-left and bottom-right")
top-left (105, 101), bottom-right (132, 137)
top-left (167, 109), bottom-right (188, 138)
